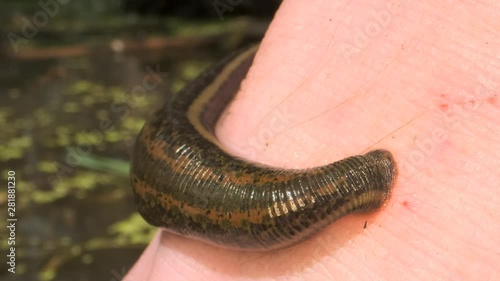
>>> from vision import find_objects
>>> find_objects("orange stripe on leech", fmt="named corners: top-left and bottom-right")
top-left (134, 170), bottom-right (386, 225)
top-left (138, 125), bottom-right (359, 210)
top-left (138, 125), bottom-right (365, 210)
top-left (132, 177), bottom-right (273, 227)
top-left (139, 124), bottom-right (294, 186)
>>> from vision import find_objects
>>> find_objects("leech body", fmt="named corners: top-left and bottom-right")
top-left (131, 45), bottom-right (397, 250)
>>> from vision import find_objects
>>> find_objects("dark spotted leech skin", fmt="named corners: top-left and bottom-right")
top-left (131, 45), bottom-right (398, 250)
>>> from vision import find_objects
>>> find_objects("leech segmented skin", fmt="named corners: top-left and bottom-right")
top-left (130, 45), bottom-right (398, 250)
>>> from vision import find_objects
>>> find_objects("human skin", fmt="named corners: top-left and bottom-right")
top-left (125, 1), bottom-right (500, 280)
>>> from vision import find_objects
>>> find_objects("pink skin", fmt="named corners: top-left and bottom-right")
top-left (125, 1), bottom-right (500, 280)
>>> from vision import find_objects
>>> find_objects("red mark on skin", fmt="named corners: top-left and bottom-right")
top-left (487, 96), bottom-right (496, 105)
top-left (439, 104), bottom-right (448, 111)
top-left (466, 99), bottom-right (477, 108)
top-left (402, 201), bottom-right (411, 208)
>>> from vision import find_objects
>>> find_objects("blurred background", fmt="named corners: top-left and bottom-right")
top-left (0, 1), bottom-right (280, 280)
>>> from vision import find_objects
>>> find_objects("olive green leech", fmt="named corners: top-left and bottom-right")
top-left (130, 45), bottom-right (397, 250)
